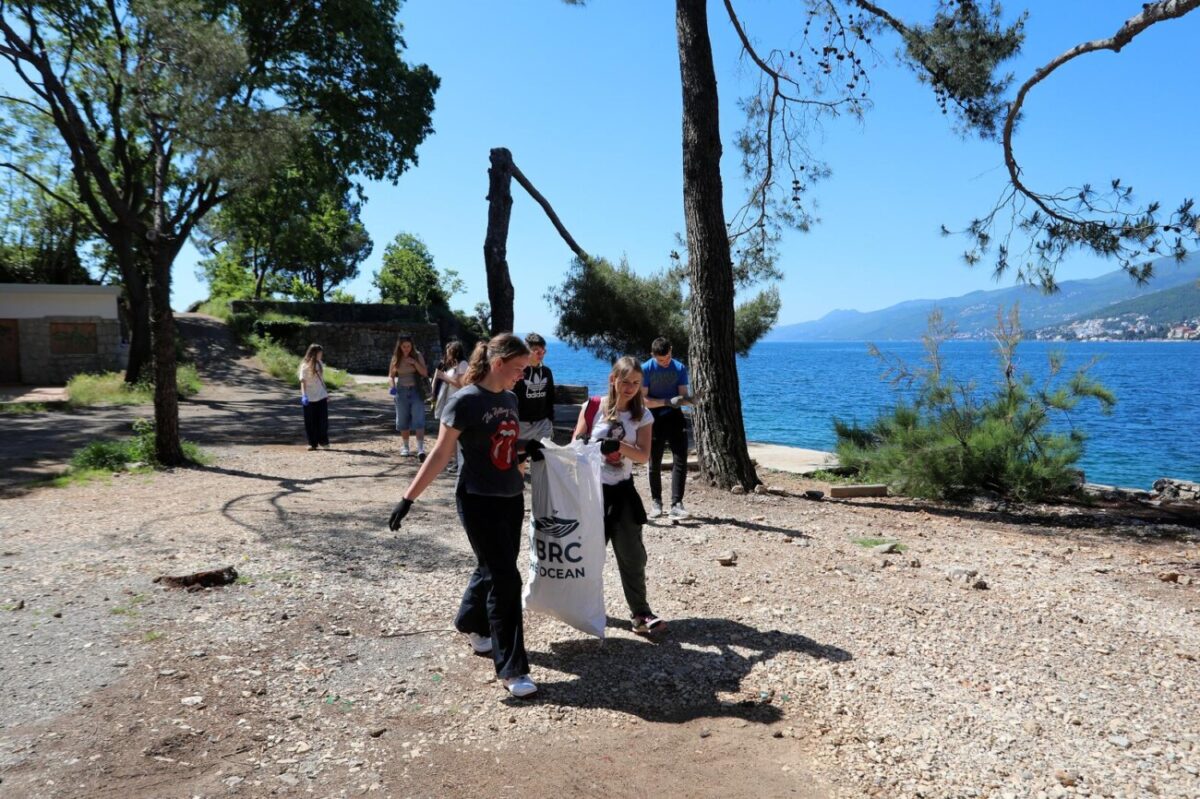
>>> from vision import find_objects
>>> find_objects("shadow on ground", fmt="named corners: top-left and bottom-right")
top-left (525, 616), bottom-right (851, 722)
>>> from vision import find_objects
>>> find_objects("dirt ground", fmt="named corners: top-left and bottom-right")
top-left (1, 317), bottom-right (1198, 799)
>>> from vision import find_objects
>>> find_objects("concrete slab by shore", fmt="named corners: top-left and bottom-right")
top-left (748, 442), bottom-right (839, 475)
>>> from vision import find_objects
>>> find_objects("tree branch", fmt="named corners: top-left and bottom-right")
top-left (0, 160), bottom-right (99, 234)
top-left (508, 160), bottom-right (588, 260)
top-left (1001, 0), bottom-right (1200, 226)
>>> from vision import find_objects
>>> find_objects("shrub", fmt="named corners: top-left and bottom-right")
top-left (66, 366), bottom-right (202, 407)
top-left (195, 297), bottom-right (235, 323)
top-left (176, 364), bottom-right (202, 397)
top-left (67, 372), bottom-right (150, 406)
top-left (253, 319), bottom-right (308, 342)
top-left (68, 418), bottom-right (207, 474)
top-left (71, 440), bottom-right (135, 471)
top-left (833, 308), bottom-right (1115, 503)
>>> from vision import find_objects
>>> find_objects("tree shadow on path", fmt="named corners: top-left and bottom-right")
top-left (148, 460), bottom-right (471, 581)
top-left (525, 616), bottom-right (851, 723)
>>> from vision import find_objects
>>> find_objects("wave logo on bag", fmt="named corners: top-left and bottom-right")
top-left (533, 515), bottom-right (579, 539)
top-left (523, 441), bottom-right (607, 639)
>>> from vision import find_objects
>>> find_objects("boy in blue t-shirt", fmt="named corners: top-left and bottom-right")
top-left (641, 337), bottom-right (693, 519)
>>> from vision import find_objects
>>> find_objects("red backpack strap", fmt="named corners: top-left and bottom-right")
top-left (583, 396), bottom-right (603, 437)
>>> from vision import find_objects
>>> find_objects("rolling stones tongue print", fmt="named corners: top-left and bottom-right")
top-left (489, 418), bottom-right (519, 470)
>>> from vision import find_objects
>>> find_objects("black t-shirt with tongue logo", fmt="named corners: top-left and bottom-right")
top-left (441, 384), bottom-right (523, 497)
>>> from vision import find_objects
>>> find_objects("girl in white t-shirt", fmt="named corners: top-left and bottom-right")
top-left (573, 356), bottom-right (666, 636)
top-left (433, 340), bottom-right (469, 422)
top-left (298, 343), bottom-right (329, 450)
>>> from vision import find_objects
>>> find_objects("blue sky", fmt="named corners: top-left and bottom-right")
top-left (7, 2), bottom-right (1198, 330)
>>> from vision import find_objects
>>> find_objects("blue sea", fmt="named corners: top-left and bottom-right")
top-left (543, 340), bottom-right (1200, 489)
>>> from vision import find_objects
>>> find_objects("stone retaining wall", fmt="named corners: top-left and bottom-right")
top-left (230, 300), bottom-right (431, 325)
top-left (275, 322), bottom-right (441, 375)
top-left (18, 316), bottom-right (125, 384)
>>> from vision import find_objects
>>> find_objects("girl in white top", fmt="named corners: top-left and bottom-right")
top-left (572, 355), bottom-right (666, 635)
top-left (298, 344), bottom-right (329, 450)
top-left (433, 339), bottom-right (469, 422)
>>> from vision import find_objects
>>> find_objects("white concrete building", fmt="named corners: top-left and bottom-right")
top-left (0, 284), bottom-right (126, 384)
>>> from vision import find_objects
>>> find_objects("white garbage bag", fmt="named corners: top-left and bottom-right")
top-left (522, 439), bottom-right (606, 639)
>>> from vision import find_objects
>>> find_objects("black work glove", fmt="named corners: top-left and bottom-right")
top-left (574, 434), bottom-right (589, 443)
top-left (389, 498), bottom-right (414, 531)
top-left (524, 439), bottom-right (545, 462)
top-left (600, 438), bottom-right (620, 455)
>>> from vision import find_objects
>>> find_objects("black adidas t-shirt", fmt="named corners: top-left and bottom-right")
top-left (514, 364), bottom-right (555, 422)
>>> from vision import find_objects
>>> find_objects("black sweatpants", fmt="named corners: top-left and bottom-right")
top-left (648, 408), bottom-right (688, 506)
top-left (453, 490), bottom-right (529, 679)
top-left (302, 397), bottom-right (329, 447)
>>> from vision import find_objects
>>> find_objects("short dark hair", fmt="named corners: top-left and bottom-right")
top-left (525, 332), bottom-right (546, 348)
top-left (651, 337), bottom-right (671, 356)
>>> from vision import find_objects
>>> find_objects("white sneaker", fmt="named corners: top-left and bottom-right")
top-left (466, 632), bottom-right (492, 654)
top-left (649, 500), bottom-right (663, 518)
top-left (399, 444), bottom-right (411, 457)
top-left (417, 448), bottom-right (427, 463)
top-left (502, 675), bottom-right (538, 698)
top-left (669, 502), bottom-right (690, 520)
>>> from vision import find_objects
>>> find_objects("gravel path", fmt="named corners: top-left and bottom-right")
top-left (1, 317), bottom-right (1198, 798)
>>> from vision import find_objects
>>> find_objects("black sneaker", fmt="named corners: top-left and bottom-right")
top-left (631, 612), bottom-right (667, 635)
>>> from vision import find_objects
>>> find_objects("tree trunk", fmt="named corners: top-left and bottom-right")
top-left (148, 246), bottom-right (184, 465)
top-left (253, 245), bottom-right (266, 299)
top-left (120, 250), bottom-right (152, 384)
top-left (147, 130), bottom-right (184, 466)
top-left (675, 0), bottom-right (759, 490)
top-left (483, 147), bottom-right (515, 334)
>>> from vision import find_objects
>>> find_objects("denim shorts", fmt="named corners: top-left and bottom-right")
top-left (394, 385), bottom-right (426, 432)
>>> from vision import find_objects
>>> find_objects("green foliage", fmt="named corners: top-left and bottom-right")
top-left (70, 419), bottom-right (207, 473)
top-left (198, 150), bottom-right (374, 304)
top-left (195, 298), bottom-right (236, 323)
top-left (0, 402), bottom-right (62, 415)
top-left (734, 287), bottom-right (782, 354)
top-left (549, 256), bottom-right (779, 362)
top-left (66, 367), bottom-right (202, 407)
top-left (195, 248), bottom-right (270, 303)
top-left (249, 335), bottom-right (351, 390)
top-left (0, 182), bottom-right (96, 284)
top-left (549, 256), bottom-right (687, 362)
top-left (451, 305), bottom-right (490, 350)
top-left (374, 233), bottom-right (462, 308)
top-left (899, 1), bottom-right (1025, 140)
top-left (71, 440), bottom-right (137, 472)
top-left (253, 320), bottom-right (309, 342)
top-left (833, 307), bottom-right (1115, 503)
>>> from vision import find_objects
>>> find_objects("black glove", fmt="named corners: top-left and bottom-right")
top-left (668, 395), bottom-right (684, 409)
top-left (600, 438), bottom-right (620, 455)
top-left (524, 439), bottom-right (545, 462)
top-left (389, 498), bottom-right (414, 531)
top-left (574, 434), bottom-right (589, 443)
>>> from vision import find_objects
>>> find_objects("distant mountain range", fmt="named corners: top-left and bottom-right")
top-left (767, 254), bottom-right (1200, 341)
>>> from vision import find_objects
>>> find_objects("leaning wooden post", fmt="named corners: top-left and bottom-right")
top-left (484, 148), bottom-right (516, 335)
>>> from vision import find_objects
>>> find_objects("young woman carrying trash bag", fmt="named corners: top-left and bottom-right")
top-left (573, 356), bottom-right (668, 636)
top-left (387, 333), bottom-right (545, 698)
